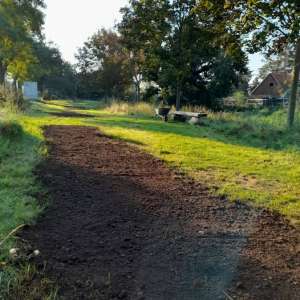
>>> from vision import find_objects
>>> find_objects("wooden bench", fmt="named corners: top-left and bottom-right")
top-left (173, 111), bottom-right (208, 124)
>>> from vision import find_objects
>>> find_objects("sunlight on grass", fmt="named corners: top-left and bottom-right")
top-left (16, 99), bottom-right (300, 225)
top-left (103, 100), bottom-right (155, 116)
top-left (93, 119), bottom-right (300, 222)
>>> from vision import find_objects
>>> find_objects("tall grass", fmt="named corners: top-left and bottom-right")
top-left (104, 100), bottom-right (155, 116)
top-left (202, 108), bottom-right (300, 152)
top-left (103, 101), bottom-right (210, 117)
top-left (208, 108), bottom-right (291, 129)
top-left (0, 85), bottom-right (26, 113)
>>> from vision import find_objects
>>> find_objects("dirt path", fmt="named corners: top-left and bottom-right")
top-left (22, 126), bottom-right (300, 300)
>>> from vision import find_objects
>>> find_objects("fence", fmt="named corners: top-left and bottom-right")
top-left (247, 97), bottom-right (288, 107)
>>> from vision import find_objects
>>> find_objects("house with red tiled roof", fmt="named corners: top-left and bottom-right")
top-left (250, 71), bottom-right (292, 98)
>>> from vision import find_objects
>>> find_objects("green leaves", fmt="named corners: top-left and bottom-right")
top-left (118, 0), bottom-right (248, 107)
top-left (199, 0), bottom-right (300, 54)
top-left (75, 29), bottom-right (132, 99)
top-left (0, 0), bottom-right (45, 82)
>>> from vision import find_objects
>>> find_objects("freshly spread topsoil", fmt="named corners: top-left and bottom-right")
top-left (22, 126), bottom-right (300, 300)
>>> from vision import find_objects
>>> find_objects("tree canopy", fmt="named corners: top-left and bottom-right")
top-left (6, 0), bottom-right (299, 113)
top-left (118, 0), bottom-right (248, 108)
top-left (198, 0), bottom-right (300, 125)
top-left (75, 29), bottom-right (132, 99)
top-left (0, 0), bottom-right (45, 84)
top-left (31, 41), bottom-right (77, 99)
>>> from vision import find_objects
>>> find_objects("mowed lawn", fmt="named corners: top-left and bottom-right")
top-left (15, 100), bottom-right (300, 226)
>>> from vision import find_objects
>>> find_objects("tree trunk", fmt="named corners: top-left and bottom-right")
top-left (135, 82), bottom-right (141, 102)
top-left (13, 78), bottom-right (18, 92)
top-left (0, 62), bottom-right (6, 86)
top-left (287, 38), bottom-right (300, 127)
top-left (176, 80), bottom-right (182, 111)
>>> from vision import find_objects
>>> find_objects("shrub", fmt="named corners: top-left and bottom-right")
top-left (0, 85), bottom-right (25, 113)
top-left (232, 90), bottom-right (247, 106)
top-left (143, 86), bottom-right (160, 103)
top-left (0, 121), bottom-right (23, 139)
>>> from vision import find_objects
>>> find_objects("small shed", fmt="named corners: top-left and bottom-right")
top-left (250, 72), bottom-right (291, 98)
top-left (22, 81), bottom-right (39, 100)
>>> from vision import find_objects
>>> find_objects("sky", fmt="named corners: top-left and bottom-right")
top-left (43, 0), bottom-right (264, 78)
top-left (43, 0), bottom-right (128, 62)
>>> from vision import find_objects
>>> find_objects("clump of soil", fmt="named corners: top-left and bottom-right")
top-left (21, 126), bottom-right (300, 300)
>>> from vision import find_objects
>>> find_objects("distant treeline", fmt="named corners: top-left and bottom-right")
top-left (1, 1), bottom-right (299, 116)
top-left (75, 1), bottom-right (250, 108)
top-left (0, 0), bottom-right (76, 99)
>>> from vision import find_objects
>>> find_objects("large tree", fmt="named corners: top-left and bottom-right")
top-left (199, 0), bottom-right (300, 126)
top-left (76, 29), bottom-right (131, 99)
top-left (0, 0), bottom-right (45, 84)
top-left (119, 0), bottom-right (248, 109)
top-left (119, 0), bottom-right (170, 102)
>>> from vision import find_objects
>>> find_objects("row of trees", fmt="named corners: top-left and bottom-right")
top-left (76, 0), bottom-right (249, 108)
top-left (76, 0), bottom-right (299, 126)
top-left (0, 0), bottom-right (77, 98)
top-left (1, 1), bottom-right (299, 126)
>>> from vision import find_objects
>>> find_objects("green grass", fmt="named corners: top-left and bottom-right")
top-left (12, 100), bottom-right (300, 225)
top-left (26, 100), bottom-right (300, 223)
top-left (0, 118), bottom-right (42, 253)
top-left (87, 112), bottom-right (300, 224)
top-left (0, 115), bottom-right (42, 298)
top-left (86, 102), bottom-right (300, 225)
top-left (1, 98), bottom-right (300, 297)
top-left (0, 111), bottom-right (46, 297)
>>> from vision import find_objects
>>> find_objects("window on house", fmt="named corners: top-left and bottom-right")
top-left (270, 82), bottom-right (274, 87)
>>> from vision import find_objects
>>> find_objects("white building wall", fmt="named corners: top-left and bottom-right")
top-left (22, 81), bottom-right (39, 100)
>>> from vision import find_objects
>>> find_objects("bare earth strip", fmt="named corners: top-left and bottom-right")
top-left (22, 126), bottom-right (300, 300)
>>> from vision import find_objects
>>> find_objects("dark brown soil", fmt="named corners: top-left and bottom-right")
top-left (22, 126), bottom-right (300, 300)
top-left (48, 111), bottom-right (95, 118)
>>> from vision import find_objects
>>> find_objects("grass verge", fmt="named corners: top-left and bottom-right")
top-left (0, 116), bottom-right (41, 255)
top-left (0, 111), bottom-right (58, 299)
